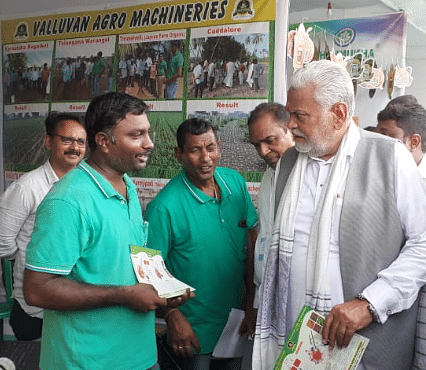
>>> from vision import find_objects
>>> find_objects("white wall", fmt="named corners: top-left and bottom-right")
top-left (289, 6), bottom-right (426, 128)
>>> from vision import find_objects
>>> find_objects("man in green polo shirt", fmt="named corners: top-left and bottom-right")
top-left (24, 92), bottom-right (191, 370)
top-left (145, 118), bottom-right (258, 370)
top-left (164, 40), bottom-right (184, 99)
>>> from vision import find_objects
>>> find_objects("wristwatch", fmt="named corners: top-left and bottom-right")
top-left (356, 294), bottom-right (380, 323)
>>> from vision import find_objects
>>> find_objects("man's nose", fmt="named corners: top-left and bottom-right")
top-left (69, 140), bottom-right (79, 150)
top-left (144, 135), bottom-right (154, 150)
top-left (200, 148), bottom-right (210, 161)
top-left (258, 143), bottom-right (270, 158)
top-left (286, 117), bottom-right (297, 130)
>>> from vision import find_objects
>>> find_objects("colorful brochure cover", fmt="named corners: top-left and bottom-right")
top-left (274, 305), bottom-right (369, 370)
top-left (130, 244), bottom-right (195, 299)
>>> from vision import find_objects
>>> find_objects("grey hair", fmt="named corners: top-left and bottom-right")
top-left (290, 60), bottom-right (355, 119)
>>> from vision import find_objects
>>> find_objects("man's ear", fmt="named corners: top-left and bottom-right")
top-left (44, 135), bottom-right (52, 150)
top-left (407, 133), bottom-right (422, 151)
top-left (174, 147), bottom-right (183, 164)
top-left (330, 102), bottom-right (349, 130)
top-left (95, 132), bottom-right (110, 153)
top-left (217, 140), bottom-right (221, 159)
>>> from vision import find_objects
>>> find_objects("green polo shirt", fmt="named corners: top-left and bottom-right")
top-left (145, 167), bottom-right (257, 353)
top-left (92, 57), bottom-right (106, 75)
top-left (157, 60), bottom-right (167, 76)
top-left (26, 160), bottom-right (156, 370)
top-left (166, 51), bottom-right (184, 79)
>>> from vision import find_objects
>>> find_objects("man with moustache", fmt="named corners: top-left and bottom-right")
top-left (0, 112), bottom-right (86, 341)
top-left (145, 118), bottom-right (258, 370)
top-left (24, 93), bottom-right (190, 370)
top-left (253, 61), bottom-right (426, 370)
top-left (247, 102), bottom-right (293, 311)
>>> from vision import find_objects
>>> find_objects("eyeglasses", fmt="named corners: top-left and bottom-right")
top-left (52, 134), bottom-right (87, 147)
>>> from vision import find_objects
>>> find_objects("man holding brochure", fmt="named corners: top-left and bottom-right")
top-left (24, 92), bottom-right (191, 370)
top-left (145, 118), bottom-right (258, 370)
top-left (253, 60), bottom-right (426, 370)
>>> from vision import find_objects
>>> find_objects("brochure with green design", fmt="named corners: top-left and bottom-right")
top-left (273, 305), bottom-right (369, 370)
top-left (130, 244), bottom-right (195, 299)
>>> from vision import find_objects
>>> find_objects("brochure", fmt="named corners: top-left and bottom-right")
top-left (212, 308), bottom-right (249, 358)
top-left (130, 245), bottom-right (195, 299)
top-left (274, 305), bottom-right (369, 370)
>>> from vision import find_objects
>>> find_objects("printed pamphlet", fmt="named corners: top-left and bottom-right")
top-left (274, 305), bottom-right (369, 370)
top-left (130, 245), bottom-right (195, 299)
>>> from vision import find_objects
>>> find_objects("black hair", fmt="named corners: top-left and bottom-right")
top-left (377, 103), bottom-right (426, 152)
top-left (247, 102), bottom-right (289, 130)
top-left (84, 92), bottom-right (148, 150)
top-left (45, 112), bottom-right (82, 137)
top-left (176, 118), bottom-right (218, 150)
top-left (385, 95), bottom-right (418, 108)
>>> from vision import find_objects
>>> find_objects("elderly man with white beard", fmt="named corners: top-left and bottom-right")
top-left (252, 60), bottom-right (426, 370)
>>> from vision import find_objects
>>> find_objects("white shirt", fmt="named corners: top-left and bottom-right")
top-left (288, 137), bottom-right (426, 367)
top-left (193, 64), bottom-right (204, 84)
top-left (417, 155), bottom-right (426, 180)
top-left (0, 160), bottom-right (58, 317)
top-left (253, 167), bottom-right (275, 308)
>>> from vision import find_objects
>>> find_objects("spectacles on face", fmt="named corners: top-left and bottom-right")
top-left (52, 134), bottom-right (87, 147)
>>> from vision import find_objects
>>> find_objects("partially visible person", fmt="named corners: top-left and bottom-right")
top-left (156, 53), bottom-right (167, 98)
top-left (0, 112), bottom-right (86, 341)
top-left (164, 41), bottom-right (184, 99)
top-left (385, 94), bottom-right (418, 107)
top-left (24, 93), bottom-right (191, 370)
top-left (41, 63), bottom-right (50, 96)
top-left (247, 102), bottom-right (293, 308)
top-left (208, 60), bottom-right (216, 91)
top-left (376, 102), bottom-right (426, 173)
top-left (376, 98), bottom-right (426, 370)
top-left (363, 126), bottom-right (376, 132)
top-left (145, 118), bottom-right (258, 370)
top-left (238, 61), bottom-right (246, 86)
top-left (252, 59), bottom-right (263, 91)
top-left (225, 59), bottom-right (235, 88)
top-left (253, 60), bottom-right (426, 370)
top-left (91, 51), bottom-right (106, 97)
top-left (192, 61), bottom-right (204, 99)
top-left (61, 59), bottom-right (72, 100)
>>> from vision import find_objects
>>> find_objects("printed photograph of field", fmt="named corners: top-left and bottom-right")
top-left (3, 106), bottom-right (50, 172)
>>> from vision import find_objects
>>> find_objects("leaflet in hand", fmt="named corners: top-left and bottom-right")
top-left (274, 305), bottom-right (369, 370)
top-left (130, 245), bottom-right (195, 299)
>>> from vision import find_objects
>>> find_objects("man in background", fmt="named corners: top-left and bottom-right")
top-left (24, 93), bottom-right (190, 370)
top-left (146, 118), bottom-right (258, 370)
top-left (375, 96), bottom-right (426, 370)
top-left (91, 51), bottom-right (106, 97)
top-left (376, 99), bottom-right (426, 178)
top-left (247, 102), bottom-right (293, 311)
top-left (0, 112), bottom-right (86, 340)
top-left (164, 40), bottom-right (184, 99)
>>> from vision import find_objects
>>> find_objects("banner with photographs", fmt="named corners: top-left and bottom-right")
top-left (2, 0), bottom-right (279, 206)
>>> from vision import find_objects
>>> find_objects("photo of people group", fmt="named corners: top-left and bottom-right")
top-left (188, 22), bottom-right (269, 99)
top-left (116, 34), bottom-right (185, 100)
top-left (3, 42), bottom-right (53, 103)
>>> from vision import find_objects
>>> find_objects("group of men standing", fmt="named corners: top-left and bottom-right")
top-left (1, 59), bottom-right (426, 370)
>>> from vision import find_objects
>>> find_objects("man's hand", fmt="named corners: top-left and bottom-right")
top-left (239, 307), bottom-right (257, 336)
top-left (322, 299), bottom-right (374, 350)
top-left (166, 309), bottom-right (201, 358)
top-left (166, 288), bottom-right (195, 309)
top-left (123, 283), bottom-right (168, 312)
